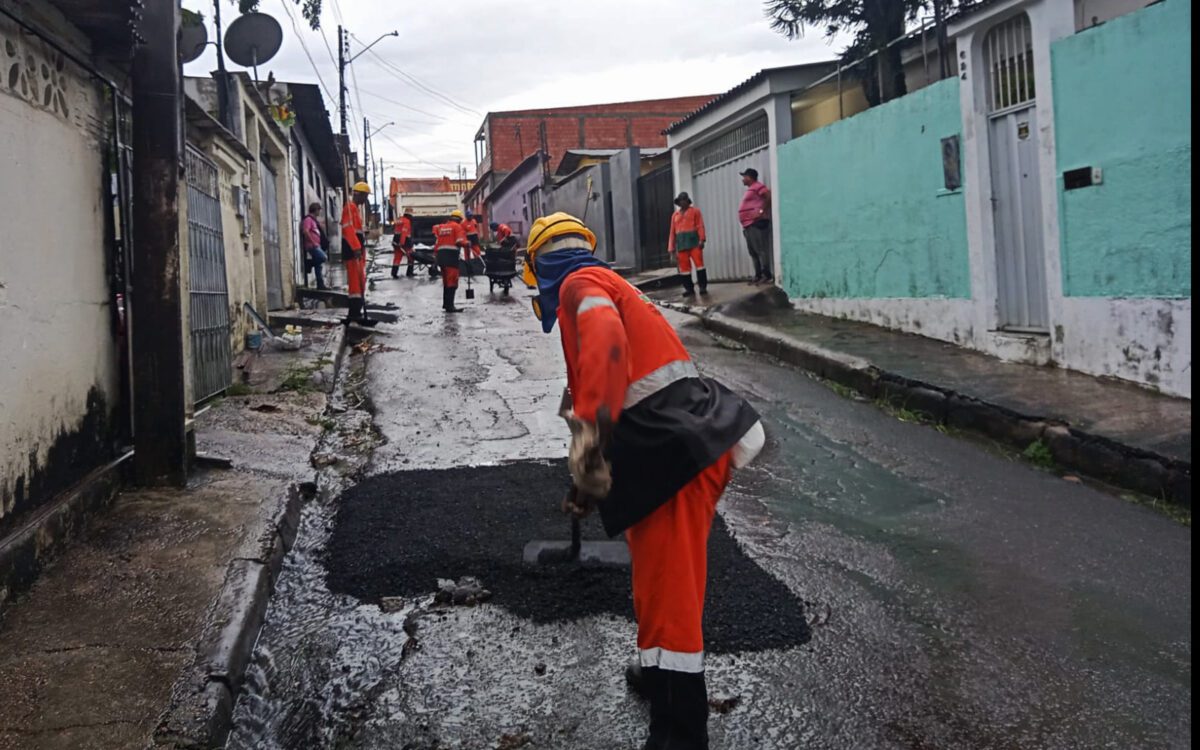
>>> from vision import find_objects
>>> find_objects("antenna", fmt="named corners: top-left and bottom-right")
top-left (223, 12), bottom-right (283, 82)
top-left (179, 19), bottom-right (209, 64)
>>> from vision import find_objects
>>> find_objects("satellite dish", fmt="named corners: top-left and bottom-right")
top-left (179, 19), bottom-right (209, 64)
top-left (224, 12), bottom-right (283, 78)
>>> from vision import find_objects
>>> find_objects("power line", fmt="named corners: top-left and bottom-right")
top-left (354, 38), bottom-right (481, 117)
top-left (356, 87), bottom-right (459, 123)
top-left (377, 132), bottom-right (462, 172)
top-left (276, 0), bottom-right (337, 103)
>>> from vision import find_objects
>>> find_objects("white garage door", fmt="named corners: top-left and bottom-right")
top-left (689, 116), bottom-right (770, 281)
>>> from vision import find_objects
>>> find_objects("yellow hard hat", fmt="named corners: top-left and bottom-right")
top-left (352, 181), bottom-right (371, 194)
top-left (522, 212), bottom-right (596, 287)
top-left (449, 209), bottom-right (464, 220)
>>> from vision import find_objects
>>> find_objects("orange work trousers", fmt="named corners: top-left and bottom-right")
top-left (625, 450), bottom-right (732, 673)
top-left (676, 247), bottom-right (705, 274)
top-left (346, 256), bottom-right (366, 298)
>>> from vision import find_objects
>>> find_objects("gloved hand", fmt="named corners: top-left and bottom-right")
top-left (564, 406), bottom-right (613, 500)
top-left (561, 485), bottom-right (601, 518)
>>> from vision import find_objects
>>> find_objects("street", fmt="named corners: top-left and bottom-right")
top-left (225, 269), bottom-right (1190, 750)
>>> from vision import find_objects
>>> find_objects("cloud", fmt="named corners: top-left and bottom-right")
top-left (184, 0), bottom-right (850, 177)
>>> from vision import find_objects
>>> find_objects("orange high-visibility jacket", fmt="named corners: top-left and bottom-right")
top-left (556, 264), bottom-right (759, 536)
top-left (394, 216), bottom-right (412, 244)
top-left (667, 206), bottom-right (705, 254)
top-left (462, 218), bottom-right (480, 239)
top-left (494, 223), bottom-right (513, 243)
top-left (341, 202), bottom-right (363, 251)
top-left (433, 220), bottom-right (468, 250)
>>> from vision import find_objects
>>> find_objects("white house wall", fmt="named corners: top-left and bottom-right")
top-left (0, 10), bottom-right (121, 527)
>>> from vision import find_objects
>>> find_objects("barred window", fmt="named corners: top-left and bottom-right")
top-left (692, 116), bottom-right (769, 174)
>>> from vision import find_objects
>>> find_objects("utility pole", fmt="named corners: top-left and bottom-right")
top-left (131, 0), bottom-right (187, 486)
top-left (337, 25), bottom-right (348, 138)
top-left (213, 0), bottom-right (230, 129)
top-left (363, 115), bottom-right (369, 187)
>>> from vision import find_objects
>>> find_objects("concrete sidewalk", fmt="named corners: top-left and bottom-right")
top-left (0, 326), bottom-right (344, 750)
top-left (639, 280), bottom-right (1191, 510)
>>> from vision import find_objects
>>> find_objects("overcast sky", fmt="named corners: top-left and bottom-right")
top-left (183, 0), bottom-right (853, 179)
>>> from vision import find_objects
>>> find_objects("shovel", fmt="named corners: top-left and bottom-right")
top-left (522, 396), bottom-right (630, 567)
top-left (465, 251), bottom-right (476, 300)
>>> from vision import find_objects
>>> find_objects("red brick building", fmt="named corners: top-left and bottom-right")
top-left (465, 95), bottom-right (715, 214)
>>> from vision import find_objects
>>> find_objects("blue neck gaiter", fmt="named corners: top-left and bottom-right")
top-left (534, 248), bottom-right (609, 333)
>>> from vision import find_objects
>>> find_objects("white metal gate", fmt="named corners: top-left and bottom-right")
top-left (260, 160), bottom-right (285, 310)
top-left (185, 146), bottom-right (233, 403)
top-left (689, 116), bottom-right (770, 281)
top-left (985, 13), bottom-right (1048, 331)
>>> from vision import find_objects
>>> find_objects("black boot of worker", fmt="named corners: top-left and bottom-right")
top-left (443, 286), bottom-right (462, 313)
top-left (391, 264), bottom-right (400, 278)
top-left (697, 268), bottom-right (709, 295)
top-left (406, 261), bottom-right (415, 277)
top-left (626, 660), bottom-right (647, 700)
top-left (346, 297), bottom-right (364, 323)
top-left (663, 670), bottom-right (709, 749)
top-left (680, 275), bottom-right (696, 298)
top-left (640, 666), bottom-right (671, 750)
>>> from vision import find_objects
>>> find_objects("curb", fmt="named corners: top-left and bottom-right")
top-left (153, 329), bottom-right (353, 749)
top-left (152, 484), bottom-right (305, 749)
top-left (694, 310), bottom-right (1190, 509)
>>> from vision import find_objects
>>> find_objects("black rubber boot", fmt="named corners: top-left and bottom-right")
top-left (443, 286), bottom-right (462, 313)
top-left (681, 275), bottom-right (696, 297)
top-left (626, 660), bottom-right (647, 700)
top-left (346, 297), bottom-right (364, 323)
top-left (641, 666), bottom-right (671, 750)
top-left (391, 264), bottom-right (400, 279)
top-left (406, 262), bottom-right (415, 277)
top-left (697, 269), bottom-right (709, 295)
top-left (663, 670), bottom-right (709, 749)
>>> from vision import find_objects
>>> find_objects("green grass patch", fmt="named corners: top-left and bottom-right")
top-left (224, 382), bottom-right (255, 397)
top-left (1021, 439), bottom-right (1056, 470)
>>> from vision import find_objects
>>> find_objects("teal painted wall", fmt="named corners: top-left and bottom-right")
top-left (1052, 0), bottom-right (1191, 298)
top-left (777, 78), bottom-right (969, 299)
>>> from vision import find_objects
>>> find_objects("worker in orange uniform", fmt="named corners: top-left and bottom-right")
top-left (490, 221), bottom-right (517, 251)
top-left (462, 210), bottom-right (484, 260)
top-left (432, 209), bottom-right (470, 313)
top-left (668, 192), bottom-right (708, 298)
top-left (391, 206), bottom-right (415, 278)
top-left (522, 212), bottom-right (764, 749)
top-left (341, 181), bottom-right (372, 322)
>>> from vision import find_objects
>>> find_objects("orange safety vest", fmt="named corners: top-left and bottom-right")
top-left (341, 201), bottom-right (363, 251)
top-left (556, 264), bottom-right (759, 536)
top-left (433, 220), bottom-right (468, 250)
top-left (394, 215), bottom-right (412, 244)
top-left (494, 223), bottom-right (513, 243)
top-left (667, 206), bottom-right (705, 253)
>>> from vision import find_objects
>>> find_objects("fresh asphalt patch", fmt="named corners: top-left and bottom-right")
top-left (325, 459), bottom-right (811, 654)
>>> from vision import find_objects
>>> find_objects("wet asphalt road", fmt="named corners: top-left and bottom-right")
top-left (228, 265), bottom-right (1191, 750)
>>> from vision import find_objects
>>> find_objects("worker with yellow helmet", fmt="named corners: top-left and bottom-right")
top-left (432, 209), bottom-right (470, 312)
top-left (341, 181), bottom-right (372, 323)
top-left (524, 212), bottom-right (764, 748)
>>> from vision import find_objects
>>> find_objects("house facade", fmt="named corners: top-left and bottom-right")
top-left (773, 0), bottom-right (1187, 397)
top-left (0, 1), bottom-right (135, 539)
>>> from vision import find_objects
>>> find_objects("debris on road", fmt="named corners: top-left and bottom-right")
top-left (434, 575), bottom-right (493, 606)
top-left (379, 596), bottom-right (406, 613)
top-left (708, 695), bottom-right (741, 714)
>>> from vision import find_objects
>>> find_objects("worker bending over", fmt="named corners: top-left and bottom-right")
top-left (490, 221), bottom-right (518, 252)
top-left (523, 212), bottom-right (764, 749)
top-left (432, 209), bottom-right (470, 313)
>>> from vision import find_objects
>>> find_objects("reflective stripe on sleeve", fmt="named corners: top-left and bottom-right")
top-left (639, 647), bottom-right (704, 673)
top-left (623, 359), bottom-right (699, 409)
top-left (576, 295), bottom-right (618, 316)
top-left (732, 419), bottom-right (765, 469)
